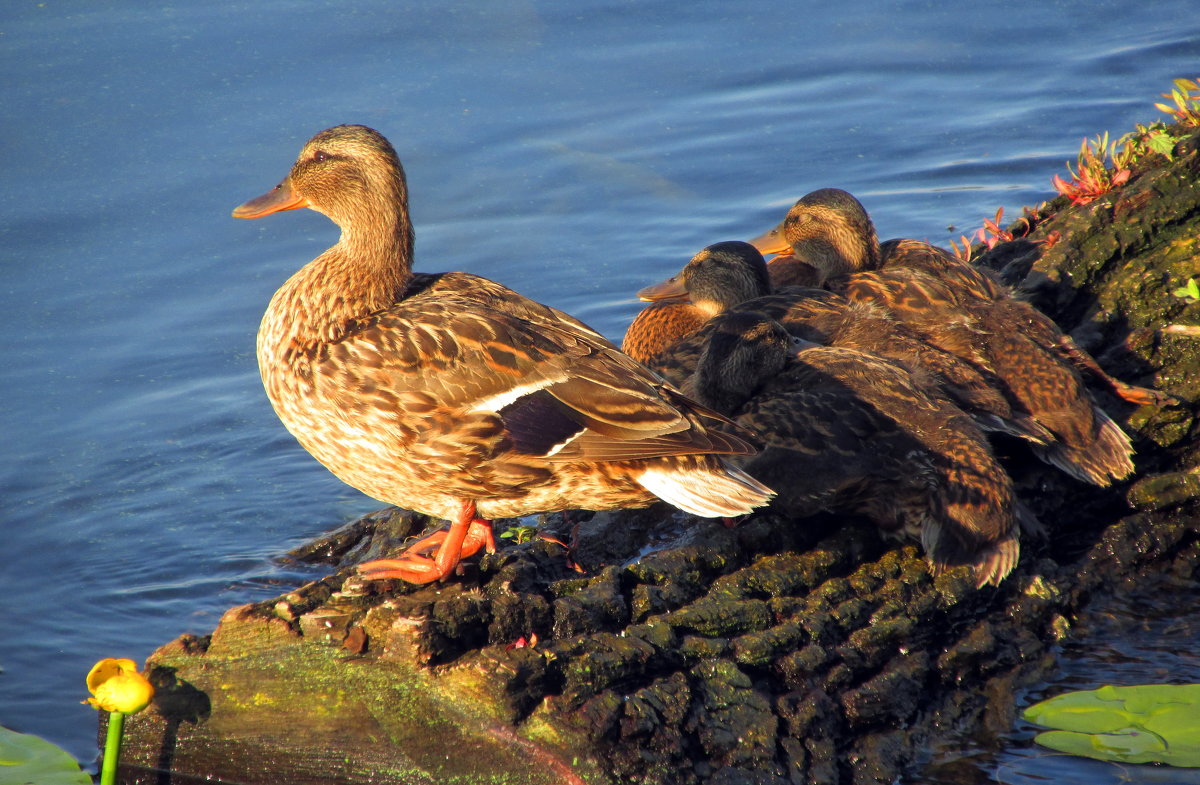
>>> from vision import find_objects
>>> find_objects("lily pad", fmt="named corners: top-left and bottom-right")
top-left (0, 725), bottom-right (91, 785)
top-left (1023, 684), bottom-right (1200, 767)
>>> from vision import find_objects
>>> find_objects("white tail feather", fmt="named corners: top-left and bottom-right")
top-left (636, 461), bottom-right (774, 518)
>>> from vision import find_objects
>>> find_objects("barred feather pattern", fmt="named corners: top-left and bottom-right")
top-left (627, 244), bottom-right (1047, 445)
top-left (769, 188), bottom-right (1136, 486)
top-left (251, 125), bottom-right (773, 526)
top-left (685, 312), bottom-right (1021, 587)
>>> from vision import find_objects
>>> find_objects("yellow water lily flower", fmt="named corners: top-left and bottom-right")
top-left (83, 658), bottom-right (154, 714)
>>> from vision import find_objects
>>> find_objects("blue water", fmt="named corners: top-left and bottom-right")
top-left (2, 0), bottom-right (1198, 778)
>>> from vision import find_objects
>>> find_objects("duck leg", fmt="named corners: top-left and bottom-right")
top-left (1055, 336), bottom-right (1178, 406)
top-left (357, 500), bottom-right (495, 584)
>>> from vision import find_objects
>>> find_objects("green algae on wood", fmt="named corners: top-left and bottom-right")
top-left (121, 602), bottom-right (603, 785)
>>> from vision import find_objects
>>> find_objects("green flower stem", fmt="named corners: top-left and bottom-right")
top-left (100, 711), bottom-right (125, 785)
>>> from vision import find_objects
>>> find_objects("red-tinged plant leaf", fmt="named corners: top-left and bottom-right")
top-left (1052, 174), bottom-right (1080, 200)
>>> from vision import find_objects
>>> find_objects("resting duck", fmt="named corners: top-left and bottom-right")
top-left (232, 124), bottom-right (773, 584)
top-left (686, 310), bottom-right (1021, 587)
top-left (751, 188), bottom-right (1142, 486)
top-left (631, 242), bottom-right (1045, 445)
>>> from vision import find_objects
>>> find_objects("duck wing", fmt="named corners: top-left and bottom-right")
top-left (317, 277), bottom-right (755, 489)
top-left (880, 238), bottom-right (1005, 301)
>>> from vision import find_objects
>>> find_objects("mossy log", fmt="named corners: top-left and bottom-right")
top-left (113, 128), bottom-right (1200, 785)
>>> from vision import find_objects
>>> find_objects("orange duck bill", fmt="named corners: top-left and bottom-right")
top-left (356, 500), bottom-right (497, 584)
top-left (747, 223), bottom-right (791, 256)
top-left (232, 180), bottom-right (310, 219)
top-left (636, 275), bottom-right (688, 302)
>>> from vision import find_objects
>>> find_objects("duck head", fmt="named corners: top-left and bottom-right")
top-left (750, 188), bottom-right (881, 280)
top-left (638, 241), bottom-right (773, 316)
top-left (233, 124), bottom-right (413, 252)
top-left (690, 311), bottom-right (800, 415)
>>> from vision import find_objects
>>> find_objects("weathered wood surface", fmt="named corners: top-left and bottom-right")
top-left (113, 128), bottom-right (1200, 785)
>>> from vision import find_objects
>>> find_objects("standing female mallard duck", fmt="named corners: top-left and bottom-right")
top-left (233, 124), bottom-right (773, 584)
top-left (751, 188), bottom-right (1144, 486)
top-left (630, 242), bottom-right (1045, 445)
top-left (686, 310), bottom-right (1021, 587)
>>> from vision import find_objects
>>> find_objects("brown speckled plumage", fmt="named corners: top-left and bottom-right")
top-left (686, 311), bottom-right (1020, 587)
top-left (754, 188), bottom-right (1138, 486)
top-left (234, 125), bottom-right (773, 582)
top-left (622, 301), bottom-right (709, 365)
top-left (633, 243), bottom-right (1043, 444)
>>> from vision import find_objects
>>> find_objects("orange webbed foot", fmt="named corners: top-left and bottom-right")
top-left (357, 502), bottom-right (495, 585)
top-left (1110, 381), bottom-right (1179, 407)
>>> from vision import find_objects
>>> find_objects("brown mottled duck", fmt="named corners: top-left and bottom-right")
top-left (232, 124), bottom-right (773, 584)
top-left (631, 242), bottom-right (1045, 445)
top-left (751, 188), bottom-right (1146, 486)
top-left (686, 310), bottom-right (1021, 587)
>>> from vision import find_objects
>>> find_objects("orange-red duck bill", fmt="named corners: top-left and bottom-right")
top-left (232, 181), bottom-right (310, 219)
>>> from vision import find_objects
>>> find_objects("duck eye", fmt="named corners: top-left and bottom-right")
top-left (312, 150), bottom-right (330, 162)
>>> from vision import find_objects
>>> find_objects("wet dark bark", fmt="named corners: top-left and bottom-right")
top-left (114, 128), bottom-right (1200, 785)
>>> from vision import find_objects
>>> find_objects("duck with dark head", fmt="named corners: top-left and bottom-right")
top-left (686, 308), bottom-right (1022, 587)
top-left (630, 242), bottom-right (1042, 445)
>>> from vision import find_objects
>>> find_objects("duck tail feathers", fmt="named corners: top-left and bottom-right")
top-left (636, 460), bottom-right (774, 517)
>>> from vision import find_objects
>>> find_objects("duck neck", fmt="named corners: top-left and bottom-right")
top-left (262, 200), bottom-right (414, 362)
top-left (334, 202), bottom-right (414, 311)
top-left (792, 215), bottom-right (881, 282)
top-left (802, 234), bottom-right (877, 283)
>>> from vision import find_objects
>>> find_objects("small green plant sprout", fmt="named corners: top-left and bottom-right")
top-left (950, 208), bottom-right (1019, 261)
top-left (975, 207), bottom-right (1013, 250)
top-left (948, 234), bottom-right (975, 263)
top-left (1174, 277), bottom-right (1200, 303)
top-left (1118, 121), bottom-right (1185, 163)
top-left (1052, 132), bottom-right (1132, 206)
top-left (951, 205), bottom-right (1058, 263)
top-left (1155, 77), bottom-right (1200, 125)
top-left (500, 523), bottom-right (539, 544)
